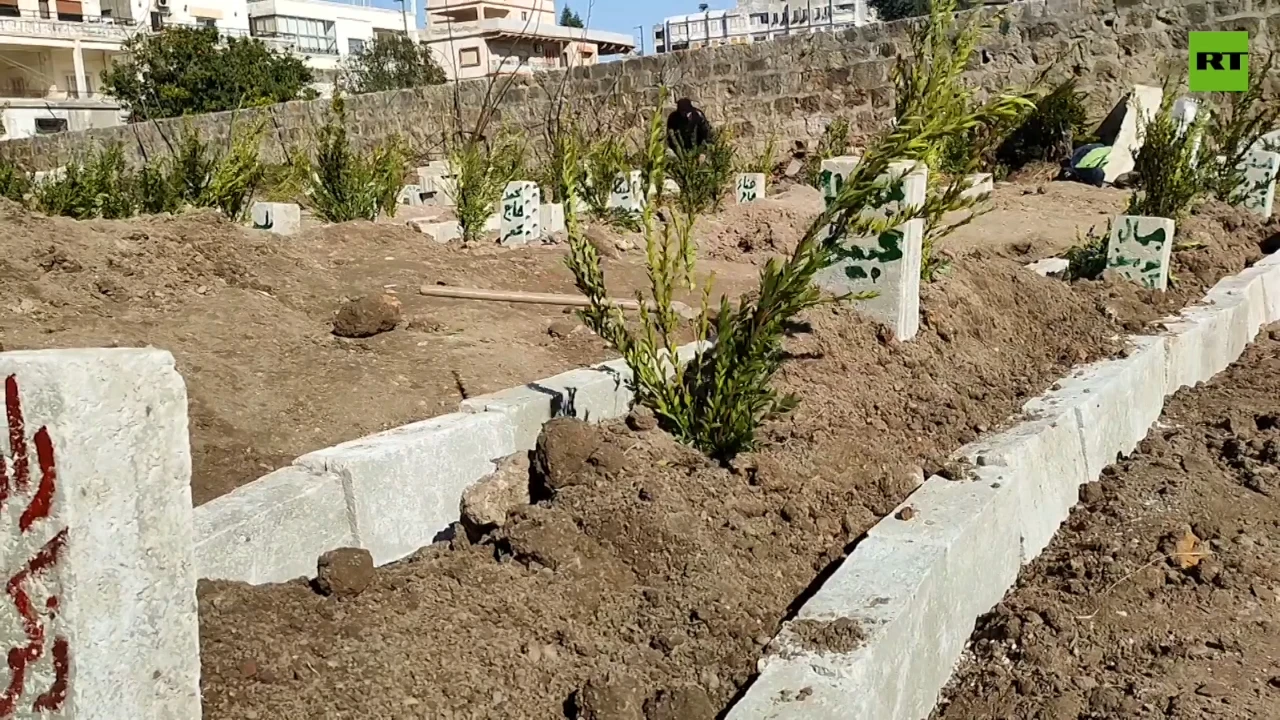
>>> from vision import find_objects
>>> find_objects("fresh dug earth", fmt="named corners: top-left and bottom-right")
top-left (199, 203), bottom-right (1271, 720)
top-left (935, 328), bottom-right (1280, 720)
top-left (0, 200), bottom-right (759, 504)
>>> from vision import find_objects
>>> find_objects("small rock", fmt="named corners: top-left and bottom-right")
top-left (332, 294), bottom-right (401, 338)
top-left (895, 506), bottom-right (917, 521)
top-left (784, 158), bottom-right (804, 177)
top-left (1253, 583), bottom-right (1276, 603)
top-left (315, 548), bottom-right (376, 598)
top-left (644, 685), bottom-right (716, 720)
top-left (1196, 681), bottom-right (1231, 697)
top-left (461, 453), bottom-right (532, 531)
top-left (572, 673), bottom-right (645, 720)
top-left (1079, 481), bottom-right (1105, 505)
top-left (548, 319), bottom-right (580, 338)
top-left (1113, 171), bottom-right (1141, 189)
top-left (533, 418), bottom-right (601, 494)
top-left (626, 406), bottom-right (658, 432)
top-left (238, 660), bottom-right (259, 679)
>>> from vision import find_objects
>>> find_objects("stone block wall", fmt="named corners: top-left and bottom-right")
top-left (1, 0), bottom-right (1277, 171)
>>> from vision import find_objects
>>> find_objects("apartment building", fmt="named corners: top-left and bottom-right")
top-left (652, 0), bottom-right (873, 54)
top-left (247, 0), bottom-right (414, 95)
top-left (419, 0), bottom-right (634, 81)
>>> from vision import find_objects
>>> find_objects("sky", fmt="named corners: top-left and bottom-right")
top-left (364, 0), bottom-right (736, 52)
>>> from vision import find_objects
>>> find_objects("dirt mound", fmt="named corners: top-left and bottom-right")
top-left (696, 185), bottom-right (825, 263)
top-left (935, 329), bottom-right (1280, 720)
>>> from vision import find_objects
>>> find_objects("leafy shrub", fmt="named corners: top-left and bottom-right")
top-left (34, 144), bottom-right (138, 220)
top-left (996, 79), bottom-right (1091, 170)
top-left (563, 90), bottom-right (967, 460)
top-left (205, 122), bottom-right (267, 221)
top-left (0, 157), bottom-right (31, 203)
top-left (1201, 54), bottom-right (1280, 203)
top-left (667, 127), bottom-right (736, 217)
top-left (804, 118), bottom-right (850, 188)
top-left (341, 34), bottom-right (446, 94)
top-left (449, 129), bottom-right (524, 242)
top-left (740, 134), bottom-right (779, 176)
top-left (1126, 91), bottom-right (1207, 220)
top-left (580, 135), bottom-right (630, 218)
top-left (306, 93), bottom-right (406, 223)
top-left (1062, 222), bottom-right (1112, 281)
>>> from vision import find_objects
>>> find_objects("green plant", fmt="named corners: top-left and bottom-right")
top-left (171, 121), bottom-right (215, 204)
top-left (996, 79), bottom-right (1091, 170)
top-left (580, 135), bottom-right (631, 217)
top-left (261, 147), bottom-right (312, 203)
top-left (1063, 221), bottom-right (1112, 281)
top-left (891, 0), bottom-right (1035, 280)
top-left (34, 144), bottom-right (139, 220)
top-left (668, 127), bottom-right (736, 216)
top-left (137, 161), bottom-right (180, 214)
top-left (204, 121), bottom-right (267, 221)
top-left (101, 27), bottom-right (315, 121)
top-left (563, 90), bottom-right (965, 460)
top-left (1201, 54), bottom-right (1280, 203)
top-left (341, 34), bottom-right (446, 95)
top-left (1125, 88), bottom-right (1208, 220)
top-left (306, 93), bottom-right (406, 223)
top-left (804, 118), bottom-right (851, 188)
top-left (0, 156), bottom-right (31, 203)
top-left (449, 129), bottom-right (524, 242)
top-left (741, 134), bottom-right (779, 176)
top-left (560, 5), bottom-right (584, 27)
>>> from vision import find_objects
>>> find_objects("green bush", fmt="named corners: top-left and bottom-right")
top-left (996, 79), bottom-right (1091, 170)
top-left (804, 118), bottom-right (850, 188)
top-left (1062, 222), bottom-right (1112, 281)
top-left (33, 144), bottom-right (139, 220)
top-left (667, 127), bottom-right (736, 217)
top-left (1201, 54), bottom-right (1280, 203)
top-left (306, 93), bottom-right (406, 223)
top-left (1126, 91), bottom-right (1207, 220)
top-left (580, 136), bottom-right (631, 218)
top-left (0, 157), bottom-right (31, 203)
top-left (449, 129), bottom-right (524, 242)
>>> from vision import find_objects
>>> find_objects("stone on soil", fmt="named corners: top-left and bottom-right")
top-left (460, 453), bottom-right (531, 530)
top-left (573, 673), bottom-right (645, 720)
top-left (316, 547), bottom-right (376, 598)
top-left (644, 686), bottom-right (716, 720)
top-left (333, 293), bottom-right (401, 337)
top-left (534, 417), bottom-right (601, 493)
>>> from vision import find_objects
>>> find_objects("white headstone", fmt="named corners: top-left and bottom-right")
top-left (250, 202), bottom-right (301, 235)
top-left (736, 173), bottom-right (766, 204)
top-left (541, 203), bottom-right (566, 234)
top-left (1104, 84), bottom-right (1163, 183)
top-left (1235, 149), bottom-right (1278, 218)
top-left (1106, 215), bottom-right (1175, 290)
top-left (1172, 97), bottom-right (1202, 165)
top-left (0, 348), bottom-right (199, 719)
top-left (959, 172), bottom-right (994, 202)
top-left (815, 160), bottom-right (927, 341)
top-left (500, 181), bottom-right (541, 246)
top-left (1258, 129), bottom-right (1280, 154)
top-left (820, 156), bottom-right (861, 206)
top-left (607, 170), bottom-right (644, 214)
top-left (397, 184), bottom-right (424, 207)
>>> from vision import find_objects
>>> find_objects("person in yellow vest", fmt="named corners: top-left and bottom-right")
top-left (1060, 143), bottom-right (1111, 187)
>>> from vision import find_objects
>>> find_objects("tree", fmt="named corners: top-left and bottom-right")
top-left (341, 34), bottom-right (446, 94)
top-left (101, 27), bottom-right (315, 121)
top-left (868, 0), bottom-right (928, 21)
top-left (560, 6), bottom-right (584, 27)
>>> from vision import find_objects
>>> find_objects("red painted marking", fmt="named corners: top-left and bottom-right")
top-left (4, 375), bottom-right (29, 492)
top-left (1, 529), bottom-right (69, 718)
top-left (31, 638), bottom-right (69, 712)
top-left (19, 429), bottom-right (56, 533)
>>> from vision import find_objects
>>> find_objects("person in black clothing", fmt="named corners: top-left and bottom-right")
top-left (666, 98), bottom-right (713, 154)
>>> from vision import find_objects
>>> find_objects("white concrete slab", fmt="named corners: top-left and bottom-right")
top-left (1235, 149), bottom-right (1278, 218)
top-left (736, 172), bottom-right (766, 203)
top-left (500, 181), bottom-right (541, 246)
top-left (0, 348), bottom-right (199, 719)
top-left (1107, 215), bottom-right (1175, 290)
top-left (250, 202), bottom-right (301, 235)
top-left (1104, 84), bottom-right (1163, 183)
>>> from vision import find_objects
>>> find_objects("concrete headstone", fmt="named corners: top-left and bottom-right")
top-left (1259, 129), bottom-right (1280, 154)
top-left (250, 202), bottom-right (301, 235)
top-left (1235, 149), bottom-right (1278, 218)
top-left (541, 203), bottom-right (566, 234)
top-left (736, 173), bottom-right (766, 204)
top-left (1103, 84), bottom-right (1163, 183)
top-left (1106, 215), bottom-right (1175, 290)
top-left (500, 181), bottom-right (541, 246)
top-left (819, 156), bottom-right (861, 206)
top-left (815, 160), bottom-right (927, 341)
top-left (959, 173), bottom-right (994, 202)
top-left (0, 348), bottom-right (199, 719)
top-left (607, 170), bottom-right (644, 214)
top-left (397, 184), bottom-right (424, 207)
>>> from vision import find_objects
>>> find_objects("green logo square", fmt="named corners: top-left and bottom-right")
top-left (1189, 31), bottom-right (1250, 91)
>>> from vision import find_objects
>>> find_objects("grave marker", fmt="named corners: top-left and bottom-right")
top-left (0, 348), bottom-right (200, 719)
top-left (607, 171), bottom-right (644, 214)
top-left (815, 160), bottom-right (927, 341)
top-left (250, 202), bottom-right (301, 235)
top-left (500, 181), bottom-right (541, 246)
top-left (819, 156), bottom-right (860, 206)
top-left (736, 173), bottom-right (766, 204)
top-left (959, 173), bottom-right (994, 202)
top-left (1103, 84), bottom-right (1163, 183)
top-left (1106, 215), bottom-right (1175, 290)
top-left (397, 184), bottom-right (424, 207)
top-left (1235, 149), bottom-right (1278, 218)
top-left (541, 203), bottom-right (566, 234)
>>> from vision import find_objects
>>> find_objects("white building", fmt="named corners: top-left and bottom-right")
top-left (419, 0), bottom-right (634, 81)
top-left (652, 0), bottom-right (873, 54)
top-left (247, 0), bottom-right (415, 94)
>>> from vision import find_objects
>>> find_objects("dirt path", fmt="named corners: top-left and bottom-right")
top-left (196, 199), bottom-right (1272, 720)
top-left (935, 329), bottom-right (1280, 720)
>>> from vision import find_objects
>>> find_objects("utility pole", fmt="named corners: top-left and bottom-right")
top-left (635, 24), bottom-right (644, 54)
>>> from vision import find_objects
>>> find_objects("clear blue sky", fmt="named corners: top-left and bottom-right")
top-left (366, 0), bottom-right (736, 50)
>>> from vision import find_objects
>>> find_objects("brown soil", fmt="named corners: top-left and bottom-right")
top-left (196, 197), bottom-right (1273, 720)
top-left (934, 327), bottom-right (1280, 720)
top-left (0, 201), bottom-right (758, 504)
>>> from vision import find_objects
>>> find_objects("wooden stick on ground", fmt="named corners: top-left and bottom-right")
top-left (418, 285), bottom-right (697, 318)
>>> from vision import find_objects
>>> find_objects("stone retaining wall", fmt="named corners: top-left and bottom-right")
top-left (3, 0), bottom-right (1277, 171)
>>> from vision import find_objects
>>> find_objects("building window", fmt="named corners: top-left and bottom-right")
top-left (250, 15), bottom-right (338, 55)
top-left (35, 118), bottom-right (69, 135)
top-left (64, 74), bottom-right (93, 97)
top-left (348, 38), bottom-right (366, 54)
top-left (196, 16), bottom-right (216, 28)
top-left (459, 48), bottom-right (480, 67)
top-left (520, 10), bottom-right (526, 19)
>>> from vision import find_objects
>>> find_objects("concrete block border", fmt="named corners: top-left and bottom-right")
top-left (725, 256), bottom-right (1280, 720)
top-left (194, 343), bottom-right (704, 583)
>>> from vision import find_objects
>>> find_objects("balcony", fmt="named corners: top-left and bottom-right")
top-left (488, 54), bottom-right (557, 74)
top-left (0, 11), bottom-right (136, 43)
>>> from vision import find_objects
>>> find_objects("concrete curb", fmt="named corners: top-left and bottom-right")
top-left (727, 257), bottom-right (1280, 720)
top-left (193, 342), bottom-right (706, 582)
